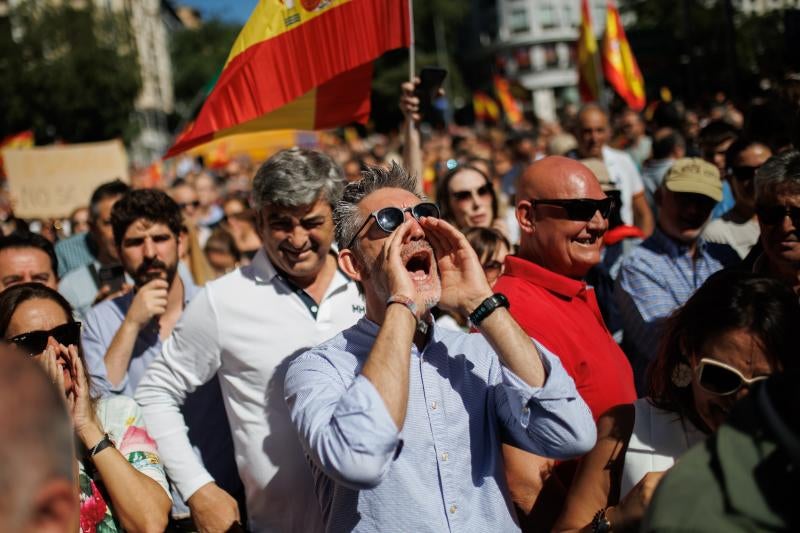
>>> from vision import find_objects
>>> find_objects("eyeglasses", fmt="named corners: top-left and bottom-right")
top-left (756, 204), bottom-right (800, 226)
top-left (695, 358), bottom-right (768, 396)
top-left (530, 197), bottom-right (614, 221)
top-left (178, 200), bottom-right (200, 210)
top-left (6, 322), bottom-right (82, 357)
top-left (730, 166), bottom-right (758, 182)
top-left (451, 184), bottom-right (493, 202)
top-left (346, 202), bottom-right (440, 249)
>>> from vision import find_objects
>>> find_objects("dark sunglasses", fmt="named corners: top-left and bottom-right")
top-left (347, 202), bottom-right (440, 249)
top-left (451, 184), bottom-right (493, 202)
top-left (756, 204), bottom-right (800, 226)
top-left (696, 358), bottom-right (768, 396)
top-left (530, 197), bottom-right (614, 221)
top-left (178, 200), bottom-right (200, 210)
top-left (7, 322), bottom-right (82, 357)
top-left (730, 166), bottom-right (758, 182)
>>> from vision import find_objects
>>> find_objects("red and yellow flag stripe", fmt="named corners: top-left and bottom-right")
top-left (602, 0), bottom-right (645, 111)
top-left (167, 0), bottom-right (410, 157)
top-left (577, 0), bottom-right (601, 103)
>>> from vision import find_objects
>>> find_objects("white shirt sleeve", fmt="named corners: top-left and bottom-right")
top-left (135, 287), bottom-right (224, 501)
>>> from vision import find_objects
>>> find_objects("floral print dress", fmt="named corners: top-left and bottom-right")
top-left (78, 395), bottom-right (170, 533)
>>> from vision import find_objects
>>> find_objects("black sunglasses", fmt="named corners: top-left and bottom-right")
top-left (451, 184), bottom-right (493, 202)
top-left (178, 200), bottom-right (200, 210)
top-left (756, 204), bottom-right (800, 226)
top-left (695, 358), bottom-right (768, 396)
top-left (530, 197), bottom-right (614, 221)
top-left (347, 202), bottom-right (440, 249)
top-left (730, 166), bottom-right (758, 182)
top-left (7, 322), bottom-right (82, 357)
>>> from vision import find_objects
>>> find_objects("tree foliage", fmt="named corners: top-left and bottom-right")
top-left (171, 19), bottom-right (240, 119)
top-left (0, 2), bottom-right (141, 143)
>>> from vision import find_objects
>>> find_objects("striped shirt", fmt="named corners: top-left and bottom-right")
top-left (615, 227), bottom-right (738, 393)
top-left (284, 318), bottom-right (596, 533)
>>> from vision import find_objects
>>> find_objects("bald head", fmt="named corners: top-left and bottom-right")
top-left (0, 348), bottom-right (76, 531)
top-left (518, 156), bottom-right (605, 201)
top-left (576, 104), bottom-right (610, 158)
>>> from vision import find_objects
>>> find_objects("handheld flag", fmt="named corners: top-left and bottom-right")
top-left (493, 76), bottom-right (523, 127)
top-left (577, 0), bottom-right (602, 103)
top-left (166, 0), bottom-right (411, 158)
top-left (602, 1), bottom-right (646, 111)
top-left (473, 92), bottom-right (500, 123)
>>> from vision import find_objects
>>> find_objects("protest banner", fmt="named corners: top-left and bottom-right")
top-left (3, 139), bottom-right (129, 219)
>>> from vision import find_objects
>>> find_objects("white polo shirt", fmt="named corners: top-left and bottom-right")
top-left (135, 249), bottom-right (364, 532)
top-left (602, 145), bottom-right (646, 226)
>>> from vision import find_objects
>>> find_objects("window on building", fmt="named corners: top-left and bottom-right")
top-left (539, 2), bottom-right (558, 30)
top-left (508, 7), bottom-right (530, 34)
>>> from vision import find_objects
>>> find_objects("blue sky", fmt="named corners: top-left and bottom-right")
top-left (181, 0), bottom-right (259, 23)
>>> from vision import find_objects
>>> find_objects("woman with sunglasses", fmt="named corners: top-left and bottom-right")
top-left (0, 283), bottom-right (171, 533)
top-left (555, 270), bottom-right (800, 533)
top-left (436, 164), bottom-right (508, 237)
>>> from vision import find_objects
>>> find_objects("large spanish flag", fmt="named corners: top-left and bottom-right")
top-left (166, 0), bottom-right (411, 158)
top-left (577, 0), bottom-right (601, 103)
top-left (602, 1), bottom-right (645, 111)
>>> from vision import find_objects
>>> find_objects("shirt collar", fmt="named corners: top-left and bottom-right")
top-left (251, 246), bottom-right (353, 295)
top-left (650, 226), bottom-right (708, 258)
top-left (503, 255), bottom-right (587, 299)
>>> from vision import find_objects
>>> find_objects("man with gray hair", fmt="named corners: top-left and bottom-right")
top-left (285, 163), bottom-right (595, 532)
top-left (752, 150), bottom-right (800, 292)
top-left (136, 148), bottom-right (364, 532)
top-left (0, 347), bottom-right (77, 532)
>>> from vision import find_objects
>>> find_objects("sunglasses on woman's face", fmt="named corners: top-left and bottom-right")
top-left (730, 166), bottom-right (758, 182)
top-left (6, 322), bottom-right (81, 357)
top-left (346, 202), bottom-right (441, 249)
top-left (695, 357), bottom-right (768, 396)
top-left (756, 204), bottom-right (800, 226)
top-left (451, 184), bottom-right (493, 202)
top-left (530, 197), bottom-right (614, 221)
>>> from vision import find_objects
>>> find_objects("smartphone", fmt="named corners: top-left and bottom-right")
top-left (98, 264), bottom-right (126, 293)
top-left (414, 66), bottom-right (447, 118)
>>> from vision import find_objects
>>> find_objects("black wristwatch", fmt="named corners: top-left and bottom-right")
top-left (89, 433), bottom-right (116, 458)
top-left (468, 293), bottom-right (509, 327)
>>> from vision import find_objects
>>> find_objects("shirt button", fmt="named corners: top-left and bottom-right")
top-left (522, 406), bottom-right (530, 415)
top-left (449, 504), bottom-right (457, 514)
top-left (441, 452), bottom-right (449, 461)
top-left (430, 401), bottom-right (437, 410)
top-left (311, 305), bottom-right (318, 313)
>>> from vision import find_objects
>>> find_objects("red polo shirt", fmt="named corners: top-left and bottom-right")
top-left (494, 256), bottom-right (636, 420)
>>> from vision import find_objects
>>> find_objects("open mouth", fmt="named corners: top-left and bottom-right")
top-left (404, 250), bottom-right (433, 281)
top-left (573, 235), bottom-right (600, 246)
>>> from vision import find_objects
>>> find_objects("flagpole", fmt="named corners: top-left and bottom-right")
top-left (408, 0), bottom-right (415, 81)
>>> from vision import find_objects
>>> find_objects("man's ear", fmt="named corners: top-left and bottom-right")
top-left (30, 478), bottom-right (79, 533)
top-left (338, 248), bottom-right (365, 283)
top-left (516, 200), bottom-right (535, 235)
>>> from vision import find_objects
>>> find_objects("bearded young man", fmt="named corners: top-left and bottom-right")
top-left (284, 163), bottom-right (595, 532)
top-left (81, 189), bottom-right (243, 528)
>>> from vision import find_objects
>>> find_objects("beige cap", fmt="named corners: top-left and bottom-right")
top-left (580, 158), bottom-right (615, 192)
top-left (663, 158), bottom-right (722, 202)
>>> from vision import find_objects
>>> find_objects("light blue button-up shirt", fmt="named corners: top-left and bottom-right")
top-left (616, 227), bottom-right (738, 393)
top-left (285, 318), bottom-right (596, 533)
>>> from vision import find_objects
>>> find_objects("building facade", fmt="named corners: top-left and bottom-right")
top-left (494, 0), bottom-right (607, 122)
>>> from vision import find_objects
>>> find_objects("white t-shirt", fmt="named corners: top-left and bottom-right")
top-left (703, 215), bottom-right (760, 259)
top-left (136, 249), bottom-right (364, 532)
top-left (602, 145), bottom-right (646, 226)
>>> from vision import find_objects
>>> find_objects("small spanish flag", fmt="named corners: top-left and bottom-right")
top-left (493, 76), bottom-right (523, 127)
top-left (577, 0), bottom-right (601, 103)
top-left (0, 130), bottom-right (34, 177)
top-left (166, 0), bottom-right (410, 158)
top-left (473, 92), bottom-right (500, 123)
top-left (602, 0), bottom-right (645, 111)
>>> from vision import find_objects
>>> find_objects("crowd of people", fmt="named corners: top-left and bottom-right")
top-left (1, 81), bottom-right (799, 533)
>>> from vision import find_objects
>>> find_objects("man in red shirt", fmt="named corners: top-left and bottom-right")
top-left (493, 156), bottom-right (636, 531)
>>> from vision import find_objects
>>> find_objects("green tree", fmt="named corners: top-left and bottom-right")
top-left (170, 19), bottom-right (240, 121)
top-left (0, 2), bottom-right (141, 143)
